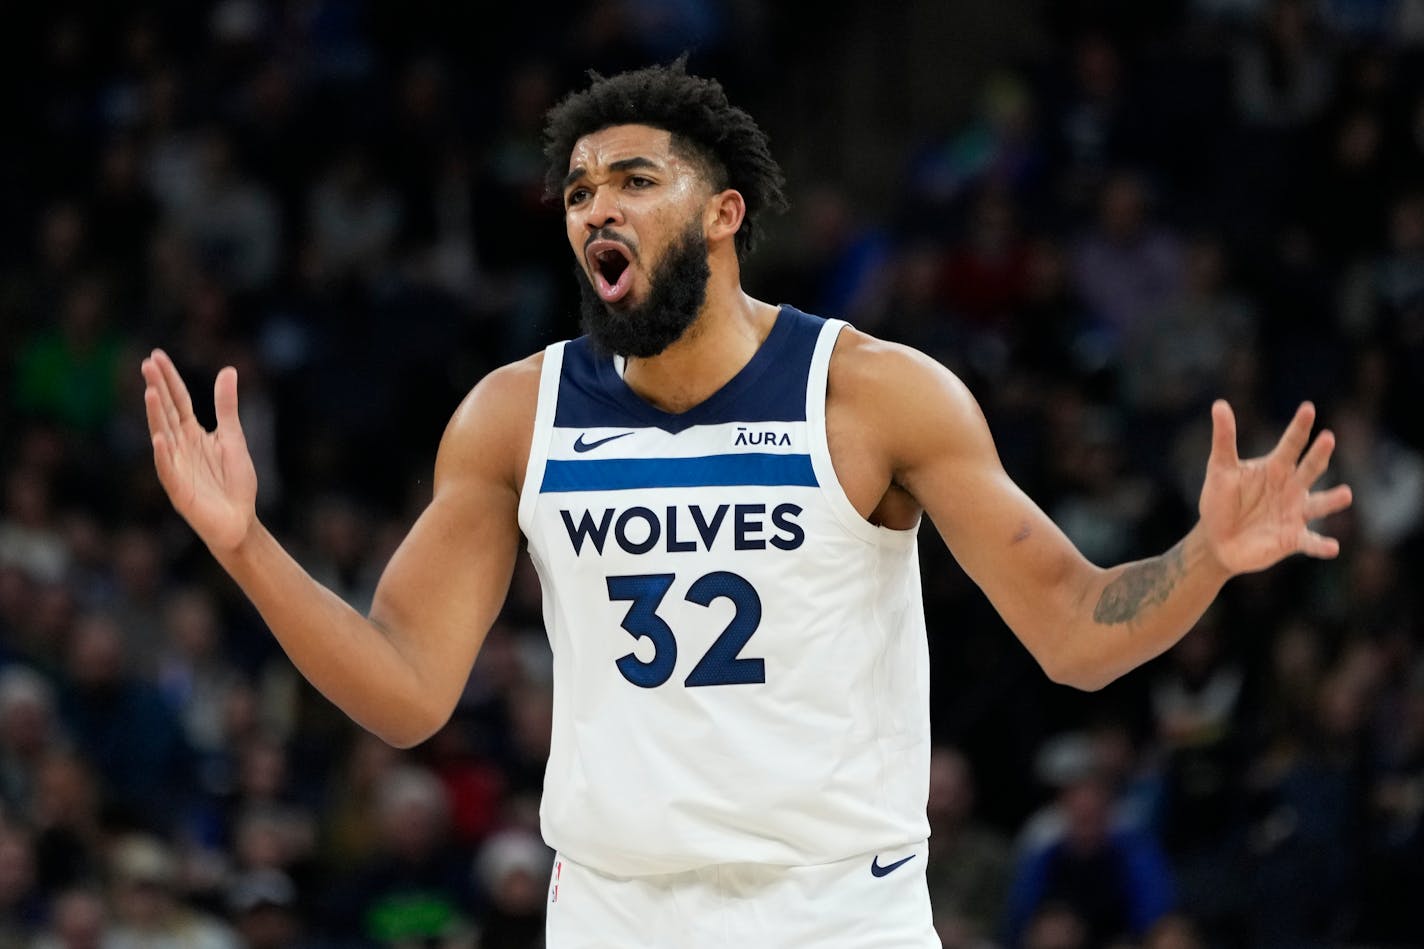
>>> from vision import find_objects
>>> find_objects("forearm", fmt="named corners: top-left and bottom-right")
top-left (1051, 523), bottom-right (1232, 690)
top-left (214, 522), bottom-right (443, 746)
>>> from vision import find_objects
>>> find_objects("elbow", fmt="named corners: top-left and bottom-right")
top-left (1056, 670), bottom-right (1113, 693)
top-left (1038, 648), bottom-right (1114, 693)
top-left (379, 727), bottom-right (436, 750)
top-left (369, 699), bottom-right (452, 750)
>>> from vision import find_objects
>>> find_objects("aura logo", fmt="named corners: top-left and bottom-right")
top-left (733, 427), bottom-right (791, 447)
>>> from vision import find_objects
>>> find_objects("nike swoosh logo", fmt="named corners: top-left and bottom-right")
top-left (573, 431), bottom-right (635, 453)
top-left (870, 854), bottom-right (915, 878)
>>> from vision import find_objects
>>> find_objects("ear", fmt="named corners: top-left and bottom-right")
top-left (705, 189), bottom-right (746, 245)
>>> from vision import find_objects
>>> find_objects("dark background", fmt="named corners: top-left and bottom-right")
top-left (1, 1), bottom-right (1422, 947)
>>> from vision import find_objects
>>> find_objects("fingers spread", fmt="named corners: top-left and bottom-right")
top-left (149, 431), bottom-right (180, 497)
top-left (1303, 484), bottom-right (1353, 521)
top-left (214, 366), bottom-right (244, 437)
top-left (1295, 429), bottom-right (1336, 486)
top-left (143, 379), bottom-right (177, 445)
top-left (153, 349), bottom-right (196, 428)
top-left (1274, 401), bottom-right (1316, 464)
top-left (1299, 528), bottom-right (1340, 559)
top-left (145, 354), bottom-right (184, 435)
top-left (1210, 399), bottom-right (1239, 467)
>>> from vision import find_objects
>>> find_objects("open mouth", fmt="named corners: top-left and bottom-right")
top-left (586, 240), bottom-right (634, 303)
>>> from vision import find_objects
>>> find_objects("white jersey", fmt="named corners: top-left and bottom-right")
top-left (519, 306), bottom-right (931, 877)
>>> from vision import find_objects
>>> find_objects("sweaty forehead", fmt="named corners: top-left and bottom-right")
top-left (567, 124), bottom-right (678, 174)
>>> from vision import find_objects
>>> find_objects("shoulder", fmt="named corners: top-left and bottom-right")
top-left (826, 327), bottom-right (988, 469)
top-left (436, 351), bottom-right (546, 493)
top-left (827, 327), bottom-right (975, 407)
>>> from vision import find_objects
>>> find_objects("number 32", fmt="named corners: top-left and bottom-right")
top-left (606, 572), bottom-right (765, 688)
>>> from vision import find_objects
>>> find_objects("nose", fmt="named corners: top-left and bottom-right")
top-left (583, 186), bottom-right (623, 230)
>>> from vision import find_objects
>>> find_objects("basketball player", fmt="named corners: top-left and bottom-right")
top-left (140, 63), bottom-right (1352, 947)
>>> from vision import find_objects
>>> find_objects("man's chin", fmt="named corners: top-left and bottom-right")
top-left (574, 224), bottom-right (709, 358)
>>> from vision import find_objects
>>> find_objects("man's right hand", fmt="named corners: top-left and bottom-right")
top-left (141, 350), bottom-right (258, 554)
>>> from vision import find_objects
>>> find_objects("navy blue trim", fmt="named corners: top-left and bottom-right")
top-left (540, 453), bottom-right (817, 492)
top-left (551, 306), bottom-right (826, 433)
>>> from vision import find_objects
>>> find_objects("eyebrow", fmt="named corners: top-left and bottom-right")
top-left (561, 156), bottom-right (662, 192)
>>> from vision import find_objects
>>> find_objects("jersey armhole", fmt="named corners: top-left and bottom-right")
top-left (517, 340), bottom-right (567, 534)
top-left (806, 321), bottom-right (919, 549)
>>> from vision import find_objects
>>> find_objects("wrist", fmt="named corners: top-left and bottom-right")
top-left (1186, 521), bottom-right (1234, 587)
top-left (211, 517), bottom-right (268, 573)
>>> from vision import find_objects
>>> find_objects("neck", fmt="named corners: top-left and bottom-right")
top-left (622, 280), bottom-right (779, 415)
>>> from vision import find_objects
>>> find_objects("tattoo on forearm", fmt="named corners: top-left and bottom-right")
top-left (1093, 542), bottom-right (1186, 625)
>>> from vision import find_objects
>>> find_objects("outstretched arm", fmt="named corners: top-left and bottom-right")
top-left (141, 350), bottom-right (534, 745)
top-left (856, 341), bottom-right (1351, 690)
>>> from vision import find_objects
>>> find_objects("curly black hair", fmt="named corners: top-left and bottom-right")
top-left (542, 60), bottom-right (788, 260)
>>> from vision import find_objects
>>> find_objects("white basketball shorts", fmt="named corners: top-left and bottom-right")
top-left (544, 840), bottom-right (940, 948)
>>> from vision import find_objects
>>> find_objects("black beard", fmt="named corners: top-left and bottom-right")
top-left (576, 224), bottom-right (711, 358)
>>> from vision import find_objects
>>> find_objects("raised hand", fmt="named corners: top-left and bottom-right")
top-left (141, 350), bottom-right (258, 553)
top-left (1199, 399), bottom-right (1353, 576)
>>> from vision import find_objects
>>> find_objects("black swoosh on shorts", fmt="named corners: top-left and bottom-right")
top-left (870, 854), bottom-right (915, 878)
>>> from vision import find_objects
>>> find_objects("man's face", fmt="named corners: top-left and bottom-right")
top-left (562, 124), bottom-right (715, 356)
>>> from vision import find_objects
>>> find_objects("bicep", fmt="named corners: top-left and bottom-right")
top-left (365, 365), bottom-right (533, 720)
top-left (892, 360), bottom-right (1097, 637)
top-left (367, 478), bottom-right (521, 703)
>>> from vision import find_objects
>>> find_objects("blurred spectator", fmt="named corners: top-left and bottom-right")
top-left (59, 612), bottom-right (193, 828)
top-left (763, 185), bottom-right (894, 329)
top-left (1308, 108), bottom-right (1394, 263)
top-left (1332, 400), bottom-right (1424, 550)
top-left (938, 188), bottom-right (1032, 334)
top-left (1245, 645), bottom-right (1376, 945)
top-left (1020, 902), bottom-right (1088, 949)
top-left (301, 494), bottom-right (380, 613)
top-left (1142, 912), bottom-right (1206, 949)
top-left (306, 149), bottom-right (403, 288)
top-left (1040, 33), bottom-right (1145, 212)
top-left (1121, 234), bottom-right (1256, 421)
top-left (2, 202), bottom-right (89, 356)
top-left (1357, 658), bottom-right (1424, 943)
top-left (106, 525), bottom-right (168, 676)
top-left (106, 834), bottom-right (237, 949)
top-left (156, 587), bottom-right (242, 764)
top-left (1151, 616), bottom-right (1251, 940)
top-left (1045, 403), bottom-right (1156, 566)
top-left (1340, 191), bottom-right (1424, 341)
top-left (1070, 172), bottom-right (1185, 338)
top-left (1002, 764), bottom-right (1175, 948)
top-left (322, 764), bottom-right (475, 946)
top-left (498, 684), bottom-right (553, 826)
top-left (1232, 0), bottom-right (1336, 129)
top-left (225, 868), bottom-right (303, 949)
top-left (0, 665), bottom-right (65, 818)
top-left (13, 277), bottom-right (127, 436)
top-left (424, 721), bottom-right (507, 847)
top-left (924, 746), bottom-right (1012, 947)
top-left (319, 731), bottom-right (400, 872)
top-left (31, 887), bottom-right (118, 949)
top-left (164, 130), bottom-right (281, 292)
top-left (29, 752), bottom-right (105, 894)
top-left (0, 828), bottom-right (43, 949)
top-left (0, 468), bottom-right (70, 586)
top-left (1007, 238), bottom-right (1093, 388)
top-left (907, 71), bottom-right (1044, 212)
top-left (471, 828), bottom-right (553, 949)
top-left (89, 136), bottom-right (160, 298)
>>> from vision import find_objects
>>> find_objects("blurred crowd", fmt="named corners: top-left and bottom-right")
top-left (1, 0), bottom-right (1422, 947)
